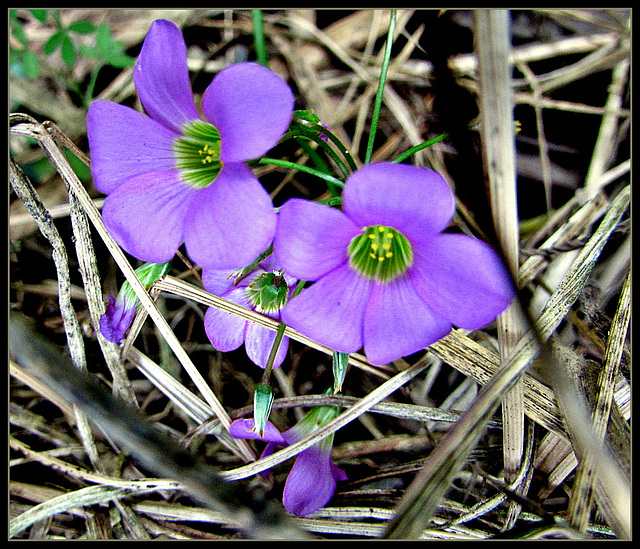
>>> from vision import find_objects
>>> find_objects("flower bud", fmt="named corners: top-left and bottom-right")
top-left (252, 383), bottom-right (275, 438)
top-left (99, 261), bottom-right (170, 343)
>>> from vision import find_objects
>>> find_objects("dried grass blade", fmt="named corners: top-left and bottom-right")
top-left (475, 10), bottom-right (528, 526)
top-left (567, 269), bottom-right (630, 532)
top-left (10, 484), bottom-right (138, 538)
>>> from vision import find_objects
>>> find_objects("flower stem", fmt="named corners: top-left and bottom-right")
top-left (259, 158), bottom-right (345, 189)
top-left (252, 10), bottom-right (268, 67)
top-left (364, 9), bottom-right (396, 165)
top-left (261, 321), bottom-right (287, 384)
top-left (392, 132), bottom-right (450, 164)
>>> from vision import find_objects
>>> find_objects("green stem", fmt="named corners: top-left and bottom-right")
top-left (261, 321), bottom-right (287, 385)
top-left (252, 10), bottom-right (268, 67)
top-left (392, 132), bottom-right (450, 164)
top-left (259, 157), bottom-right (345, 189)
top-left (364, 9), bottom-right (396, 165)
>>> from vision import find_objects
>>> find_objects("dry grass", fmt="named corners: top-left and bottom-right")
top-left (10, 9), bottom-right (630, 539)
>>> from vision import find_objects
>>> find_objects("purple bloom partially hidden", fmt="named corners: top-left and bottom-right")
top-left (100, 293), bottom-right (137, 344)
top-left (87, 19), bottom-right (294, 270)
top-left (203, 255), bottom-right (297, 369)
top-left (274, 162), bottom-right (515, 365)
top-left (230, 408), bottom-right (347, 517)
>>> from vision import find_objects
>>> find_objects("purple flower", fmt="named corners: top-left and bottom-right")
top-left (100, 292), bottom-right (137, 344)
top-left (87, 19), bottom-right (294, 270)
top-left (230, 406), bottom-right (347, 517)
top-left (203, 255), bottom-right (297, 369)
top-left (99, 261), bottom-right (170, 344)
top-left (273, 162), bottom-right (515, 365)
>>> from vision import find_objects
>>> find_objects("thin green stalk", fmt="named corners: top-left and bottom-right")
top-left (392, 132), bottom-right (450, 164)
top-left (259, 157), bottom-right (345, 189)
top-left (252, 10), bottom-right (268, 67)
top-left (364, 9), bottom-right (396, 165)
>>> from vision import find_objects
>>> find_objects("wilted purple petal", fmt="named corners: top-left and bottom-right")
top-left (364, 276), bottom-right (451, 365)
top-left (282, 445), bottom-right (342, 517)
top-left (274, 199), bottom-right (359, 281)
top-left (282, 264), bottom-right (372, 354)
top-left (203, 286), bottom-right (251, 352)
top-left (342, 162), bottom-right (455, 241)
top-left (99, 294), bottom-right (136, 343)
top-left (101, 170), bottom-right (197, 263)
top-left (183, 163), bottom-right (277, 271)
top-left (202, 63), bottom-right (294, 163)
top-left (411, 233), bottom-right (515, 329)
top-left (229, 418), bottom-right (286, 444)
top-left (134, 19), bottom-right (200, 132)
top-left (87, 101), bottom-right (177, 195)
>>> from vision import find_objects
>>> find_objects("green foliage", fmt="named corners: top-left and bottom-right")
top-left (9, 9), bottom-right (135, 83)
top-left (79, 23), bottom-right (136, 69)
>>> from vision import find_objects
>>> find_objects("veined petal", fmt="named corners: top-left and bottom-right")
top-left (274, 199), bottom-right (360, 281)
top-left (282, 446), bottom-right (339, 517)
top-left (203, 286), bottom-right (250, 352)
top-left (184, 163), bottom-right (277, 270)
top-left (87, 101), bottom-right (177, 194)
top-left (364, 276), bottom-right (451, 365)
top-left (281, 264), bottom-right (372, 354)
top-left (245, 320), bottom-right (289, 369)
top-left (411, 233), bottom-right (515, 329)
top-left (342, 163), bottom-right (455, 241)
top-left (101, 170), bottom-right (196, 263)
top-left (134, 19), bottom-right (200, 132)
top-left (202, 62), bottom-right (294, 163)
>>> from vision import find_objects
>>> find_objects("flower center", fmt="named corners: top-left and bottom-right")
top-left (174, 119), bottom-right (223, 189)
top-left (246, 270), bottom-right (289, 314)
top-left (347, 225), bottom-right (413, 283)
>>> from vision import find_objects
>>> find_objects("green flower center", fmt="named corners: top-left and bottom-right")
top-left (347, 225), bottom-right (413, 283)
top-left (174, 119), bottom-right (223, 189)
top-left (246, 270), bottom-right (289, 314)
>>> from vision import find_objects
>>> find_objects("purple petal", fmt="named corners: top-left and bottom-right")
top-left (229, 418), bottom-right (286, 444)
top-left (183, 163), bottom-right (277, 270)
top-left (281, 264), bottom-right (372, 354)
top-left (410, 233), bottom-right (515, 329)
top-left (101, 170), bottom-right (196, 263)
top-left (202, 268), bottom-right (238, 296)
top-left (99, 294), bottom-right (137, 343)
top-left (342, 163), bottom-right (455, 241)
top-left (282, 446), bottom-right (339, 517)
top-left (203, 286), bottom-right (251, 352)
top-left (202, 62), bottom-right (294, 163)
top-left (363, 277), bottom-right (451, 365)
top-left (134, 19), bottom-right (200, 132)
top-left (245, 319), bottom-right (289, 369)
top-left (87, 101), bottom-right (177, 195)
top-left (274, 199), bottom-right (359, 281)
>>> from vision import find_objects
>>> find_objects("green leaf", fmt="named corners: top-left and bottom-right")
top-left (61, 35), bottom-right (76, 67)
top-left (106, 53), bottom-right (135, 68)
top-left (30, 9), bottom-right (48, 23)
top-left (95, 23), bottom-right (113, 54)
top-left (68, 20), bottom-right (96, 34)
top-left (44, 30), bottom-right (65, 55)
top-left (22, 50), bottom-right (40, 79)
top-left (10, 18), bottom-right (29, 46)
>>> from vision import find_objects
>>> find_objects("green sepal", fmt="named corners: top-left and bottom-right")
top-left (332, 351), bottom-right (349, 393)
top-left (252, 383), bottom-right (275, 438)
top-left (246, 270), bottom-right (289, 314)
